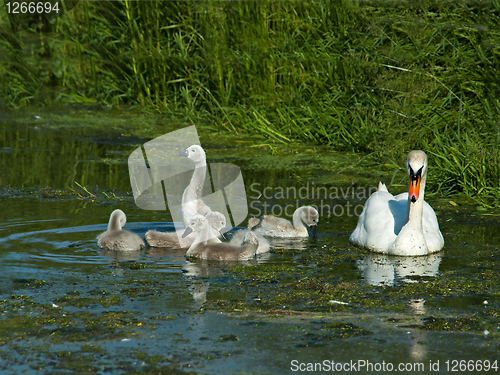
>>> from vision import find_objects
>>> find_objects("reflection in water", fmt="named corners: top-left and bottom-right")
top-left (227, 228), bottom-right (310, 251)
top-left (182, 262), bottom-right (221, 306)
top-left (357, 252), bottom-right (443, 286)
top-left (181, 255), bottom-right (272, 305)
top-left (358, 253), bottom-right (444, 363)
top-left (267, 236), bottom-right (310, 250)
top-left (101, 249), bottom-right (143, 261)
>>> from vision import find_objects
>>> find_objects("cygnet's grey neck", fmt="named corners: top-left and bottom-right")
top-left (292, 209), bottom-right (307, 231)
top-left (109, 211), bottom-right (124, 231)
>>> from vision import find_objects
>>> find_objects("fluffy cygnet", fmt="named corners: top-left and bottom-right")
top-left (97, 209), bottom-right (145, 251)
top-left (248, 206), bottom-right (319, 237)
top-left (184, 214), bottom-right (258, 261)
top-left (145, 211), bottom-right (225, 248)
top-left (145, 228), bottom-right (195, 248)
top-left (229, 229), bottom-right (270, 254)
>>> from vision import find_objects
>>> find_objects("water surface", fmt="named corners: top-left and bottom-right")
top-left (0, 108), bottom-right (498, 374)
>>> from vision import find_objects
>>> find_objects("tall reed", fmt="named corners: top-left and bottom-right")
top-left (0, 0), bottom-right (498, 203)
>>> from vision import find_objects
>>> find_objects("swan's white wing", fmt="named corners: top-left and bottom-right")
top-left (422, 202), bottom-right (444, 252)
top-left (350, 190), bottom-right (405, 252)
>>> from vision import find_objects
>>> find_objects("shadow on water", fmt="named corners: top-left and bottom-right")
top-left (0, 109), bottom-right (499, 374)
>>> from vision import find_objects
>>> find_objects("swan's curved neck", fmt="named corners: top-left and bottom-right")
top-left (292, 210), bottom-right (306, 231)
top-left (390, 170), bottom-right (428, 255)
top-left (188, 162), bottom-right (207, 197)
top-left (109, 214), bottom-right (122, 231)
top-left (406, 171), bottom-right (426, 226)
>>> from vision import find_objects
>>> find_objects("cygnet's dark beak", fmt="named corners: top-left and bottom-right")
top-left (176, 149), bottom-right (189, 157)
top-left (219, 229), bottom-right (227, 240)
top-left (182, 227), bottom-right (193, 238)
top-left (311, 224), bottom-right (317, 238)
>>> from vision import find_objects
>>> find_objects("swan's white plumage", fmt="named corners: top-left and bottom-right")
top-left (349, 150), bottom-right (444, 256)
top-left (97, 209), bottom-right (145, 251)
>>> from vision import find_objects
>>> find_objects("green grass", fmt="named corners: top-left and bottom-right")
top-left (0, 0), bottom-right (499, 205)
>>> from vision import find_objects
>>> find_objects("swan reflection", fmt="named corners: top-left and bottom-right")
top-left (181, 258), bottom-right (264, 305)
top-left (227, 229), bottom-right (310, 251)
top-left (357, 252), bottom-right (443, 286)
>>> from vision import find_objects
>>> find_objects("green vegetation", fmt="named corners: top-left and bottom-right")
top-left (0, 0), bottom-right (499, 204)
top-left (203, 239), bottom-right (500, 338)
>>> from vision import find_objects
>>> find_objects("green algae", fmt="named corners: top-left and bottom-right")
top-left (0, 299), bottom-right (134, 345)
top-left (12, 278), bottom-right (50, 288)
top-left (203, 219), bottom-right (500, 340)
top-left (126, 364), bottom-right (201, 375)
top-left (297, 322), bottom-right (373, 347)
top-left (410, 316), bottom-right (490, 332)
top-left (217, 334), bottom-right (239, 342)
top-left (150, 316), bottom-right (177, 321)
top-left (55, 293), bottom-right (122, 308)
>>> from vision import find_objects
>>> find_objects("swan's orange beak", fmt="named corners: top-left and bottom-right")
top-left (408, 166), bottom-right (422, 203)
top-left (409, 178), bottom-right (420, 203)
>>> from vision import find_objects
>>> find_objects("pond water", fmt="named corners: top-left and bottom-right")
top-left (0, 108), bottom-right (499, 374)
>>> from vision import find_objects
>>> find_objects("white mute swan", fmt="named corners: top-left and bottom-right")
top-left (349, 150), bottom-right (444, 256)
top-left (145, 211), bottom-right (224, 248)
top-left (176, 145), bottom-right (212, 226)
top-left (97, 209), bottom-right (145, 251)
top-left (247, 206), bottom-right (319, 237)
top-left (184, 214), bottom-right (258, 261)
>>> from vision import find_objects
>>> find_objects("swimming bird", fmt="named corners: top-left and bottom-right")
top-left (145, 211), bottom-right (225, 248)
top-left (247, 206), bottom-right (319, 238)
top-left (176, 145), bottom-right (212, 226)
top-left (229, 229), bottom-right (270, 254)
top-left (349, 150), bottom-right (444, 256)
top-left (184, 215), bottom-right (258, 261)
top-left (97, 209), bottom-right (145, 251)
top-left (144, 228), bottom-right (194, 248)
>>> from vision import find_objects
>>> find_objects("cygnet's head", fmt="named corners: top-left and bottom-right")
top-left (298, 206), bottom-right (319, 236)
top-left (176, 145), bottom-right (206, 164)
top-left (299, 206), bottom-right (319, 226)
top-left (406, 150), bottom-right (428, 203)
top-left (205, 211), bottom-right (226, 233)
top-left (242, 231), bottom-right (259, 246)
top-left (182, 214), bottom-right (207, 238)
top-left (109, 209), bottom-right (126, 230)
